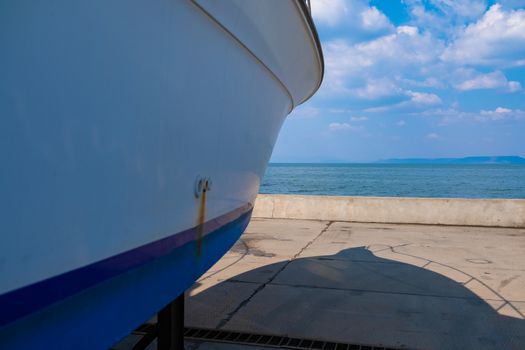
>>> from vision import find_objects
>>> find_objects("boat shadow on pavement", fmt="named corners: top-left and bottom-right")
top-left (186, 246), bottom-right (525, 350)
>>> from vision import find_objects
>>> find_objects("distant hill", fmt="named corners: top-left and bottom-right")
top-left (376, 156), bottom-right (525, 164)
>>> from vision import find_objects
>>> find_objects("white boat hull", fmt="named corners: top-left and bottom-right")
top-left (0, 0), bottom-right (323, 348)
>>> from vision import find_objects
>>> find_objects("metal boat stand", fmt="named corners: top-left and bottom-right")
top-left (157, 294), bottom-right (185, 350)
top-left (130, 293), bottom-right (185, 350)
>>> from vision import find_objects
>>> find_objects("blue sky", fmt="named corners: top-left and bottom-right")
top-left (271, 0), bottom-right (525, 162)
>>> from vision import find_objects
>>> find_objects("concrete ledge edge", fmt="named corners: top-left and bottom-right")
top-left (252, 194), bottom-right (525, 228)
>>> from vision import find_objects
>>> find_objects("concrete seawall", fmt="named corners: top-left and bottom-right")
top-left (253, 194), bottom-right (525, 228)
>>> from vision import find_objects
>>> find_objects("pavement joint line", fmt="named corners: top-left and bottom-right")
top-left (421, 261), bottom-right (432, 268)
top-left (223, 279), bottom-right (525, 302)
top-left (453, 266), bottom-right (525, 272)
top-left (390, 246), bottom-right (525, 319)
top-left (256, 217), bottom-right (525, 230)
top-left (349, 251), bottom-right (435, 293)
top-left (316, 257), bottom-right (407, 264)
top-left (496, 301), bottom-right (510, 312)
top-left (215, 221), bottom-right (334, 329)
top-left (462, 277), bottom-right (475, 285)
top-left (371, 243), bottom-right (412, 253)
top-left (267, 281), bottom-right (508, 302)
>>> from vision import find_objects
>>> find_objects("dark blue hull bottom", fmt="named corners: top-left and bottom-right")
top-left (0, 208), bottom-right (252, 349)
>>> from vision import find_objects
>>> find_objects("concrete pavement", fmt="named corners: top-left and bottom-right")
top-left (186, 218), bottom-right (525, 349)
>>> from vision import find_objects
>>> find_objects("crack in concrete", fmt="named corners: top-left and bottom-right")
top-left (215, 221), bottom-right (334, 329)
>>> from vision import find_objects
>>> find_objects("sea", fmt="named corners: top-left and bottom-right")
top-left (260, 163), bottom-right (525, 199)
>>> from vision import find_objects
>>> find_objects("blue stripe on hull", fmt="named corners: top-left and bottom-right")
top-left (0, 208), bottom-right (252, 350)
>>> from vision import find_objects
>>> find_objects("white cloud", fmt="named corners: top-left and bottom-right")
top-left (403, 0), bottom-right (487, 38)
top-left (478, 107), bottom-right (525, 121)
top-left (421, 107), bottom-right (475, 125)
top-left (455, 70), bottom-right (522, 91)
top-left (420, 106), bottom-right (525, 124)
top-left (351, 116), bottom-right (368, 121)
top-left (396, 26), bottom-right (418, 36)
top-left (363, 90), bottom-right (442, 112)
top-left (442, 4), bottom-right (525, 66)
top-left (401, 77), bottom-right (445, 89)
top-left (407, 4), bottom-right (446, 34)
top-left (429, 0), bottom-right (487, 21)
top-left (426, 132), bottom-right (440, 139)
top-left (324, 26), bottom-right (438, 72)
top-left (322, 26), bottom-right (444, 95)
top-left (329, 122), bottom-right (349, 131)
top-left (311, 0), bottom-right (349, 27)
top-left (364, 90), bottom-right (442, 113)
top-left (358, 26), bottom-right (442, 66)
top-left (353, 78), bottom-right (403, 99)
top-left (311, 0), bottom-right (393, 34)
top-left (407, 91), bottom-right (442, 105)
top-left (311, 1), bottom-right (524, 126)
top-left (328, 122), bottom-right (363, 132)
top-left (508, 81), bottom-right (522, 92)
top-left (361, 6), bottom-right (393, 32)
top-left (397, 120), bottom-right (406, 126)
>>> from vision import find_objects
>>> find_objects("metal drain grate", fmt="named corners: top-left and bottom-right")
top-left (132, 324), bottom-right (405, 350)
top-left (183, 326), bottom-right (402, 350)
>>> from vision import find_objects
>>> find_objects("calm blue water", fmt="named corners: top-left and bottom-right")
top-left (260, 164), bottom-right (525, 199)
